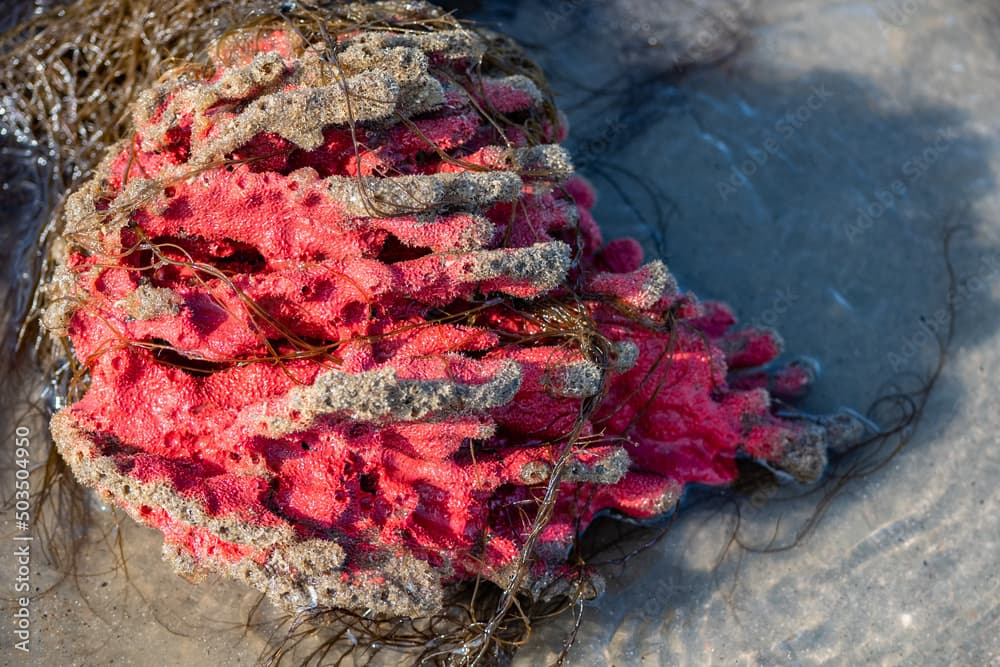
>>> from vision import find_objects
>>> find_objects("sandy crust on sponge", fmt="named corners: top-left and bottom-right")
top-left (325, 171), bottom-right (524, 217)
top-left (50, 410), bottom-right (445, 617)
top-left (470, 241), bottom-right (572, 288)
top-left (164, 538), bottom-right (444, 617)
top-left (253, 361), bottom-right (523, 436)
top-left (51, 411), bottom-right (295, 548)
top-left (116, 284), bottom-right (183, 321)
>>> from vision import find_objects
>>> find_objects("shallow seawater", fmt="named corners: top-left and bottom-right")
top-left (1, 0), bottom-right (999, 665)
top-left (479, 1), bottom-right (1000, 664)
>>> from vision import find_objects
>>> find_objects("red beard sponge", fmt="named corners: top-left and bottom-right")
top-left (44, 3), bottom-right (860, 617)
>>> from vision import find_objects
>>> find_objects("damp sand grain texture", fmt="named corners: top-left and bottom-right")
top-left (2, 0), bottom-right (1000, 665)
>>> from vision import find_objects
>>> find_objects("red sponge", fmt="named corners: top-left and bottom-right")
top-left (45, 8), bottom-right (857, 618)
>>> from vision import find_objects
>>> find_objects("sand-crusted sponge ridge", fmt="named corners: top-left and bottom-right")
top-left (43, 1), bottom-right (863, 618)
